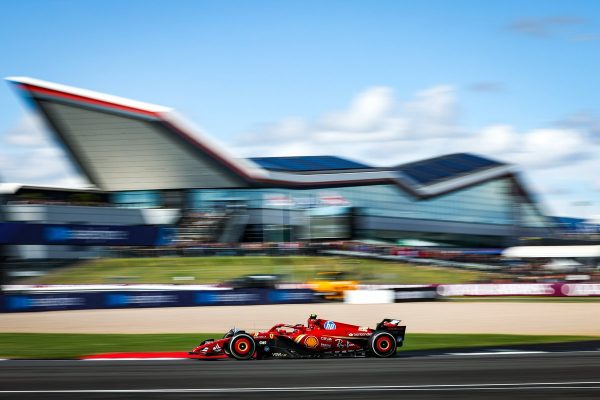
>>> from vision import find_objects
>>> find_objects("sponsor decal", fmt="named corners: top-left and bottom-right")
top-left (267, 290), bottom-right (314, 302)
top-left (264, 194), bottom-right (295, 208)
top-left (106, 294), bottom-right (177, 306)
top-left (358, 326), bottom-right (369, 332)
top-left (264, 346), bottom-right (270, 352)
top-left (6, 296), bottom-right (85, 311)
top-left (349, 333), bottom-right (353, 337)
top-left (324, 320), bottom-right (337, 330)
top-left (335, 339), bottom-right (346, 349)
top-left (304, 336), bottom-right (319, 349)
top-left (321, 336), bottom-right (333, 342)
top-left (194, 292), bottom-right (261, 305)
top-left (395, 290), bottom-right (437, 300)
top-left (0, 223), bottom-right (170, 246)
top-left (269, 333), bottom-right (275, 339)
top-left (319, 193), bottom-right (351, 206)
top-left (201, 347), bottom-right (208, 353)
top-left (350, 332), bottom-right (370, 337)
top-left (561, 283), bottom-right (600, 296)
top-left (320, 343), bottom-right (332, 349)
top-left (212, 344), bottom-right (221, 352)
top-left (437, 284), bottom-right (554, 297)
top-left (45, 227), bottom-right (129, 242)
top-left (258, 341), bottom-right (267, 345)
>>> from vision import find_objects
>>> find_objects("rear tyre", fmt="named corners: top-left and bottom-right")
top-left (228, 333), bottom-right (256, 360)
top-left (368, 331), bottom-right (397, 358)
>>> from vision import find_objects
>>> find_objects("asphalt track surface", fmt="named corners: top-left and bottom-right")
top-left (2, 351), bottom-right (600, 399)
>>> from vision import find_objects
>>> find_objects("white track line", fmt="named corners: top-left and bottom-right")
top-left (1, 381), bottom-right (600, 394)
top-left (447, 350), bottom-right (547, 356)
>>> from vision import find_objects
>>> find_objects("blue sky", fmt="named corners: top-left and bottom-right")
top-left (1, 0), bottom-right (599, 217)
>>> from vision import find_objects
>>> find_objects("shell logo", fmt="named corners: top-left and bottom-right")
top-left (305, 336), bottom-right (319, 349)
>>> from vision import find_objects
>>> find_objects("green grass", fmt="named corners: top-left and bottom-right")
top-left (0, 333), bottom-right (596, 359)
top-left (21, 256), bottom-right (508, 285)
top-left (403, 333), bottom-right (598, 351)
top-left (0, 333), bottom-right (219, 359)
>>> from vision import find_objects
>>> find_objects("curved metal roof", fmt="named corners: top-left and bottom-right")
top-left (250, 156), bottom-right (372, 172)
top-left (6, 77), bottom-right (520, 198)
top-left (395, 153), bottom-right (505, 186)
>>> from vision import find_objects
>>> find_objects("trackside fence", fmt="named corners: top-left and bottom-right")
top-left (2, 283), bottom-right (599, 312)
top-left (0, 289), bottom-right (315, 313)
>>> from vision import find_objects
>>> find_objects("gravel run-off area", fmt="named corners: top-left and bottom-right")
top-left (1, 302), bottom-right (599, 335)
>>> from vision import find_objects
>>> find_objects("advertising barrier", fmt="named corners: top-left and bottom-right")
top-left (393, 286), bottom-right (439, 301)
top-left (358, 284), bottom-right (440, 301)
top-left (0, 222), bottom-right (173, 246)
top-left (436, 283), bottom-right (600, 297)
top-left (0, 289), bottom-right (315, 313)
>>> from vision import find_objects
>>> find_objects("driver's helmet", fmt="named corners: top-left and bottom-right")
top-left (307, 313), bottom-right (318, 328)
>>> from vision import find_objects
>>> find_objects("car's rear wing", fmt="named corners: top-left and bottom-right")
top-left (376, 318), bottom-right (407, 347)
top-left (375, 318), bottom-right (406, 331)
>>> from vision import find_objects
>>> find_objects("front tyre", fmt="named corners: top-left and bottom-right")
top-left (228, 333), bottom-right (256, 360)
top-left (368, 331), bottom-right (397, 358)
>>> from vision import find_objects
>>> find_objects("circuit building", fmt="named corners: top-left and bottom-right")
top-left (3, 77), bottom-right (554, 247)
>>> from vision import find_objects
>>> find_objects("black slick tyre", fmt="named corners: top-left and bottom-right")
top-left (368, 331), bottom-right (397, 358)
top-left (228, 333), bottom-right (256, 360)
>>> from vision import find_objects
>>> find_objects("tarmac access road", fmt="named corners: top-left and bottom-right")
top-left (1, 351), bottom-right (600, 399)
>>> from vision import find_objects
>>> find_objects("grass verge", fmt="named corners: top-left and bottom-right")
top-left (0, 333), bottom-right (596, 359)
top-left (21, 256), bottom-right (508, 285)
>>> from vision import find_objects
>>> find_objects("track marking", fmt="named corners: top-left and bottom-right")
top-left (83, 358), bottom-right (188, 361)
top-left (2, 381), bottom-right (600, 394)
top-left (447, 350), bottom-right (547, 356)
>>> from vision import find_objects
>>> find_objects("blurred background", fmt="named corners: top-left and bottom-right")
top-left (0, 0), bottom-right (599, 346)
top-left (2, 4), bottom-right (600, 399)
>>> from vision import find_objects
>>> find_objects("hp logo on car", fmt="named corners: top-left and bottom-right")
top-left (324, 320), bottom-right (336, 330)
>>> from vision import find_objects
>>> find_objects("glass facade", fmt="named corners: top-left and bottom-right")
top-left (184, 179), bottom-right (524, 226)
top-left (113, 178), bottom-right (552, 240)
top-left (111, 191), bottom-right (161, 208)
top-left (520, 202), bottom-right (550, 228)
top-left (323, 180), bottom-right (514, 225)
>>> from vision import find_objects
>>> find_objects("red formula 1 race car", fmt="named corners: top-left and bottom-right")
top-left (189, 314), bottom-right (406, 360)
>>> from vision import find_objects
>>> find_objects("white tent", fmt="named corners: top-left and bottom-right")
top-left (502, 245), bottom-right (600, 258)
top-left (542, 259), bottom-right (583, 272)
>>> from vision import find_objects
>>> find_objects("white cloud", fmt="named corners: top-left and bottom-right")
top-left (3, 114), bottom-right (50, 147)
top-left (402, 85), bottom-right (459, 138)
top-left (231, 84), bottom-right (600, 216)
top-left (474, 125), bottom-right (519, 154)
top-left (232, 84), bottom-right (592, 170)
top-left (0, 114), bottom-right (88, 187)
top-left (320, 86), bottom-right (394, 132)
top-left (234, 84), bottom-right (462, 162)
